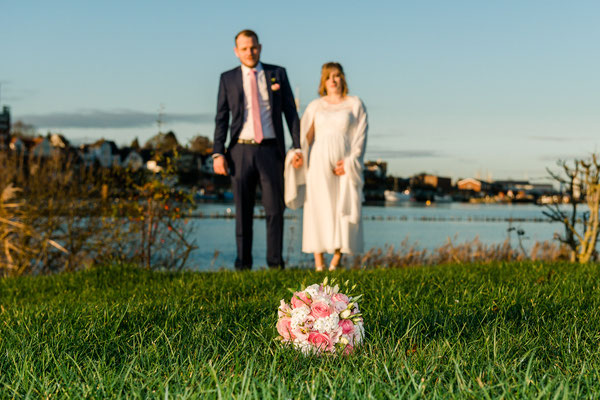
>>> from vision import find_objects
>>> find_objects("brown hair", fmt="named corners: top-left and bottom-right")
top-left (318, 62), bottom-right (348, 97)
top-left (235, 29), bottom-right (259, 45)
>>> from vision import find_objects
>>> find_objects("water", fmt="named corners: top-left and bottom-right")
top-left (188, 202), bottom-right (571, 270)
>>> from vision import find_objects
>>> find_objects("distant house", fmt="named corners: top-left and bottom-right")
top-left (82, 139), bottom-right (120, 168)
top-left (119, 147), bottom-right (144, 171)
top-left (457, 178), bottom-right (482, 192)
top-left (528, 183), bottom-right (555, 195)
top-left (30, 136), bottom-right (56, 158)
top-left (411, 173), bottom-right (452, 193)
top-left (457, 178), bottom-right (493, 193)
top-left (492, 180), bottom-right (530, 194)
top-left (364, 160), bottom-right (387, 179)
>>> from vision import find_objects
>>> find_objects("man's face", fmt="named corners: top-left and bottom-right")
top-left (234, 35), bottom-right (261, 68)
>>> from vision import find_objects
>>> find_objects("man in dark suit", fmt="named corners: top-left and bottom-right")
top-left (213, 29), bottom-right (303, 270)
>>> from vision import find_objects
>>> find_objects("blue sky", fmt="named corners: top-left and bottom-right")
top-left (2, 0), bottom-right (599, 180)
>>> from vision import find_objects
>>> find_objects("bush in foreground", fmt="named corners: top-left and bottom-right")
top-left (1, 262), bottom-right (599, 398)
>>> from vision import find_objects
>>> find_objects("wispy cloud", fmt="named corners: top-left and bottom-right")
top-left (365, 149), bottom-right (443, 159)
top-left (15, 109), bottom-right (212, 129)
top-left (529, 135), bottom-right (593, 142)
top-left (539, 153), bottom-right (597, 162)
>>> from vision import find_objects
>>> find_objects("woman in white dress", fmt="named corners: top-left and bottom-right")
top-left (300, 62), bottom-right (368, 271)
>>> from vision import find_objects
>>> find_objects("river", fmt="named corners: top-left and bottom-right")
top-left (187, 202), bottom-right (573, 270)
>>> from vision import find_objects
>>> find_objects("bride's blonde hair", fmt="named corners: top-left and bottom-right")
top-left (318, 62), bottom-right (348, 97)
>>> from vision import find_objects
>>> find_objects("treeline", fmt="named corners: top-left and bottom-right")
top-left (0, 150), bottom-right (196, 276)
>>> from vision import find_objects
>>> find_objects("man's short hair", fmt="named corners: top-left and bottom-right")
top-left (235, 29), bottom-right (259, 45)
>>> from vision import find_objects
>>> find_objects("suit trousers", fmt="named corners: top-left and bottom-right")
top-left (228, 141), bottom-right (285, 270)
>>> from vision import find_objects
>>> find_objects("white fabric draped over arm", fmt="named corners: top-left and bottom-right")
top-left (283, 101), bottom-right (316, 209)
top-left (299, 100), bottom-right (318, 163)
top-left (339, 98), bottom-right (368, 224)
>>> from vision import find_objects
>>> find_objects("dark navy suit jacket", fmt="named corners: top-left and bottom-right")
top-left (213, 63), bottom-right (300, 159)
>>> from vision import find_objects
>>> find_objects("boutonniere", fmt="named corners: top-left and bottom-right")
top-left (270, 77), bottom-right (280, 91)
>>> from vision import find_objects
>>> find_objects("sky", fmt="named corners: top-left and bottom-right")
top-left (2, 0), bottom-right (599, 181)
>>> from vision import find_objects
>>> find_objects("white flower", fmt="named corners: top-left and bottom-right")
top-left (313, 313), bottom-right (340, 333)
top-left (290, 306), bottom-right (310, 330)
top-left (312, 294), bottom-right (331, 305)
top-left (305, 284), bottom-right (321, 298)
top-left (294, 341), bottom-right (314, 355)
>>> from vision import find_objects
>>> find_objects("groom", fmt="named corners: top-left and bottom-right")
top-left (212, 29), bottom-right (302, 270)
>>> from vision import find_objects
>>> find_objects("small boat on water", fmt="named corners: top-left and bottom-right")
top-left (384, 189), bottom-right (412, 202)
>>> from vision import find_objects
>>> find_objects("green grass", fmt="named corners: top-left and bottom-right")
top-left (1, 262), bottom-right (600, 399)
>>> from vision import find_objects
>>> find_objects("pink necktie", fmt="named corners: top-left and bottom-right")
top-left (249, 69), bottom-right (263, 143)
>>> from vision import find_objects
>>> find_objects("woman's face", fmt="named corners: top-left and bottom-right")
top-left (325, 69), bottom-right (343, 95)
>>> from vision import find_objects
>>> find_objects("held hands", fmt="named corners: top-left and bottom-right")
top-left (213, 155), bottom-right (228, 176)
top-left (333, 160), bottom-right (345, 176)
top-left (292, 153), bottom-right (303, 169)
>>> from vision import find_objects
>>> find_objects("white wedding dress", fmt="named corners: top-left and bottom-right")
top-left (300, 96), bottom-right (368, 254)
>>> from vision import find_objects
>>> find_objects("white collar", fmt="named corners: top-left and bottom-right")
top-left (241, 62), bottom-right (263, 75)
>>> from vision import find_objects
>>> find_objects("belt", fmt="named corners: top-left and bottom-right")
top-left (237, 138), bottom-right (276, 145)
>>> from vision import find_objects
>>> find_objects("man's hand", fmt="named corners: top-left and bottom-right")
top-left (333, 160), bottom-right (345, 176)
top-left (292, 153), bottom-right (303, 169)
top-left (213, 155), bottom-right (229, 176)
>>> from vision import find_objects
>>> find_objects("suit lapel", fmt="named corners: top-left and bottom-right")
top-left (263, 65), bottom-right (274, 109)
top-left (233, 66), bottom-right (244, 115)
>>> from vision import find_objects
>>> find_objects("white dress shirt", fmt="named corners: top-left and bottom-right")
top-left (239, 63), bottom-right (276, 141)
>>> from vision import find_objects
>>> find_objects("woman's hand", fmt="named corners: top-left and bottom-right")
top-left (333, 160), bottom-right (345, 176)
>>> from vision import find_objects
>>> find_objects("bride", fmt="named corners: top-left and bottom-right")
top-left (300, 62), bottom-right (368, 271)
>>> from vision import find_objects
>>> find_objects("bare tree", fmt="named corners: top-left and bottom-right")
top-left (543, 154), bottom-right (600, 263)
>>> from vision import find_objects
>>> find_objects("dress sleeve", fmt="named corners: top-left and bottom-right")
top-left (282, 99), bottom-right (317, 209)
top-left (343, 98), bottom-right (368, 187)
top-left (339, 98), bottom-right (368, 224)
top-left (300, 100), bottom-right (317, 153)
top-left (300, 100), bottom-right (319, 166)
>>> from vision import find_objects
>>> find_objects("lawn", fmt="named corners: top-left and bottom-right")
top-left (1, 262), bottom-right (599, 399)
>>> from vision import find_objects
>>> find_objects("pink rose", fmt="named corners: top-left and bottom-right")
top-left (308, 332), bottom-right (333, 352)
top-left (310, 301), bottom-right (332, 319)
top-left (331, 293), bottom-right (349, 303)
top-left (291, 291), bottom-right (311, 309)
top-left (271, 83), bottom-right (280, 91)
top-left (278, 300), bottom-right (292, 318)
top-left (339, 319), bottom-right (355, 335)
top-left (276, 317), bottom-right (294, 340)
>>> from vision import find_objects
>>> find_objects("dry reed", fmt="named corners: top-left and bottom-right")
top-left (351, 237), bottom-right (570, 269)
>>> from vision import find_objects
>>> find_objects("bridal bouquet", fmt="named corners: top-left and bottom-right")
top-left (276, 277), bottom-right (364, 355)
